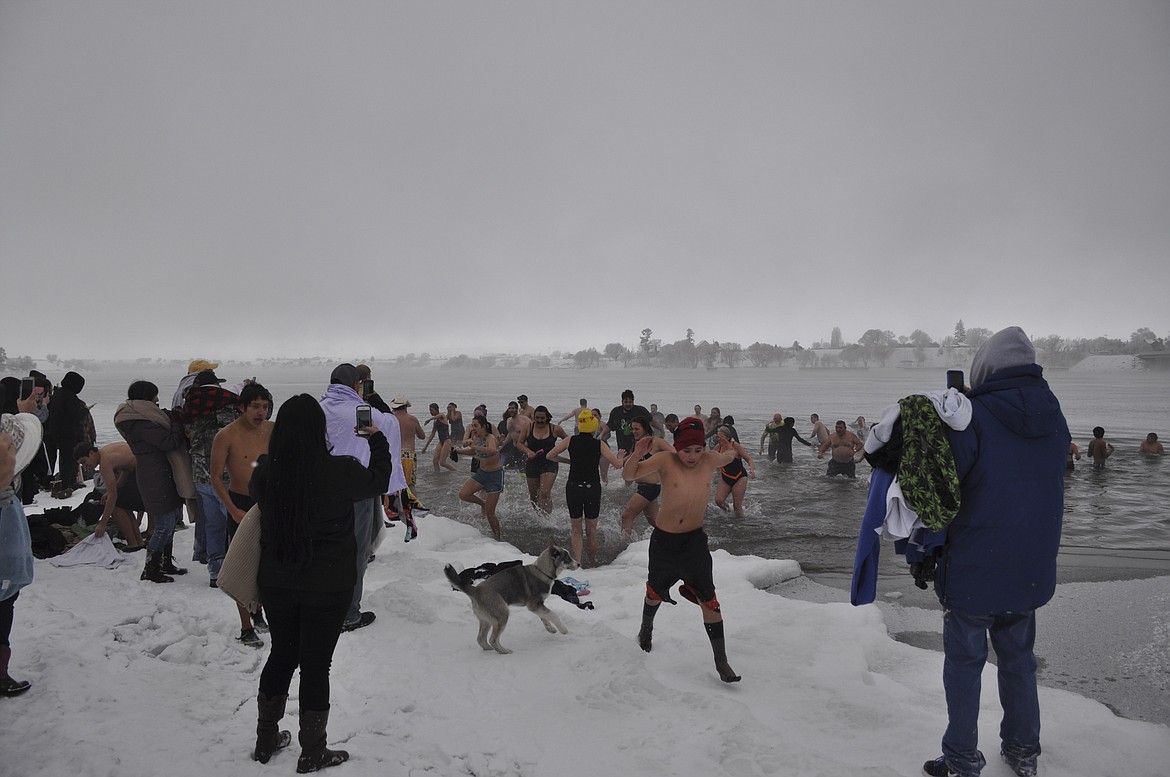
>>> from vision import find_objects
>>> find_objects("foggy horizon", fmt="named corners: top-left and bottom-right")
top-left (2, 2), bottom-right (1167, 362)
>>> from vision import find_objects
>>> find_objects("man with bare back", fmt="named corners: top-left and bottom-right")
top-left (210, 383), bottom-right (274, 647)
top-left (74, 440), bottom-right (145, 550)
top-left (622, 416), bottom-right (741, 683)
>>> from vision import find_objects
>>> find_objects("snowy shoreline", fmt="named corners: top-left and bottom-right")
top-left (4, 502), bottom-right (1168, 777)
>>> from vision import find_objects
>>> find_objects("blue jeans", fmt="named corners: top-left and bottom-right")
top-left (942, 609), bottom-right (1041, 776)
top-left (345, 497), bottom-right (381, 625)
top-left (189, 498), bottom-right (206, 562)
top-left (146, 505), bottom-right (182, 554)
top-left (196, 484), bottom-right (229, 579)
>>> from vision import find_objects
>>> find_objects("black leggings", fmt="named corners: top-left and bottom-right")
top-left (1, 592), bottom-right (17, 648)
top-left (257, 585), bottom-right (349, 710)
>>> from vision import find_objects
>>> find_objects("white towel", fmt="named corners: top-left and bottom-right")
top-left (48, 533), bottom-right (129, 569)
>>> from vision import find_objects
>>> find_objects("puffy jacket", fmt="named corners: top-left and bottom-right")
top-left (936, 363), bottom-right (1069, 613)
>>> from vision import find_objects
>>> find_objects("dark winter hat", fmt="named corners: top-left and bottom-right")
top-left (61, 371), bottom-right (85, 393)
top-left (193, 369), bottom-right (225, 386)
top-left (329, 363), bottom-right (362, 387)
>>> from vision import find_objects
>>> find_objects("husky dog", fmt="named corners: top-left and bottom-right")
top-left (444, 540), bottom-right (579, 654)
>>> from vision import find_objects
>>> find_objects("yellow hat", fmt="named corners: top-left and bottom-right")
top-left (188, 359), bottom-right (219, 374)
top-left (576, 408), bottom-right (598, 435)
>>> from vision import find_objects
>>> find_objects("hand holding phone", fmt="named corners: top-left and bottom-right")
top-left (356, 404), bottom-right (374, 434)
top-left (946, 370), bottom-right (965, 392)
top-left (20, 377), bottom-right (35, 400)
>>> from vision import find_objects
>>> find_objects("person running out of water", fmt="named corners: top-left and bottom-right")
top-left (446, 403), bottom-right (464, 462)
top-left (649, 404), bottom-right (666, 437)
top-left (623, 417), bottom-right (741, 683)
top-left (809, 413), bottom-right (830, 446)
top-left (559, 398), bottom-right (589, 424)
top-left (546, 409), bottom-right (626, 566)
top-left (499, 402), bottom-right (530, 471)
top-left (421, 403), bottom-right (458, 473)
top-left (759, 414), bottom-right (785, 461)
top-left (593, 408), bottom-right (613, 484)
top-left (516, 394), bottom-right (535, 420)
top-left (1139, 432), bottom-right (1163, 455)
top-left (664, 413), bottom-right (680, 441)
top-left (620, 417), bottom-right (672, 539)
top-left (517, 405), bottom-right (567, 513)
top-left (773, 417), bottom-right (813, 463)
top-left (1066, 441), bottom-right (1082, 471)
top-left (720, 414), bottom-right (741, 443)
top-left (1087, 426), bottom-right (1114, 470)
top-left (851, 416), bottom-right (870, 444)
top-left (454, 416), bottom-right (504, 541)
top-left (703, 407), bottom-right (723, 442)
top-left (713, 426), bottom-right (755, 517)
top-left (607, 389), bottom-right (652, 457)
top-left (817, 420), bottom-right (864, 478)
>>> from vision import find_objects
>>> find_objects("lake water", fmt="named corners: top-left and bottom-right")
top-left (72, 362), bottom-right (1169, 572)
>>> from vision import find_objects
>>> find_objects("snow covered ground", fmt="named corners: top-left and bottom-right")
top-left (3, 508), bottom-right (1168, 777)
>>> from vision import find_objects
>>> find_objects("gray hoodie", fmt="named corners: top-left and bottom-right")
top-left (968, 326), bottom-right (1037, 389)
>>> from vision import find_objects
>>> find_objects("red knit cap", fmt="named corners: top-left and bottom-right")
top-left (673, 416), bottom-right (707, 451)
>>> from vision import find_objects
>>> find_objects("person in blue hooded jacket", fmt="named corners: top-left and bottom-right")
top-left (922, 327), bottom-right (1070, 777)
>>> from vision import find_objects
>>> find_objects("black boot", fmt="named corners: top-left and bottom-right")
top-left (0, 646), bottom-right (32, 697)
top-left (141, 551), bottom-right (175, 583)
top-left (704, 621), bottom-right (741, 683)
top-left (254, 692), bottom-right (292, 764)
top-left (638, 601), bottom-right (660, 652)
top-left (296, 707), bottom-right (349, 773)
top-left (162, 540), bottom-right (187, 575)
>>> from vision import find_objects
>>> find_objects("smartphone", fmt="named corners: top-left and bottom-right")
top-left (356, 404), bottom-right (373, 430)
top-left (20, 377), bottom-right (35, 400)
top-left (946, 370), bottom-right (965, 391)
top-left (362, 379), bottom-right (374, 398)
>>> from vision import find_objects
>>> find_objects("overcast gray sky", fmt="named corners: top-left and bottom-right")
top-left (2, 1), bottom-right (1168, 361)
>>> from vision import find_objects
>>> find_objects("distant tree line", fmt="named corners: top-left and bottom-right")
top-left (534, 321), bottom-right (1167, 370)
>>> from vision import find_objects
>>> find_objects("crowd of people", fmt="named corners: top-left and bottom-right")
top-left (1, 329), bottom-right (1166, 775)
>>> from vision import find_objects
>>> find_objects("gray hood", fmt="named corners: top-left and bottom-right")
top-left (969, 326), bottom-right (1037, 388)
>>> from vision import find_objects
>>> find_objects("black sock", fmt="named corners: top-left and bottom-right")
top-left (638, 602), bottom-right (659, 652)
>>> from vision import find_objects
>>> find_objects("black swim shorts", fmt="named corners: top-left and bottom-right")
top-left (646, 527), bottom-right (716, 606)
top-left (635, 482), bottom-right (661, 501)
top-left (565, 480), bottom-right (601, 520)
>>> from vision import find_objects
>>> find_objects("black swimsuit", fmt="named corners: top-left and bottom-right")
top-left (524, 428), bottom-right (560, 478)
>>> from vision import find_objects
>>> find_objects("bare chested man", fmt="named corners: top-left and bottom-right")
top-left (210, 383), bottom-right (274, 646)
top-left (1139, 432), bottom-right (1164, 455)
top-left (818, 420), bottom-right (865, 478)
top-left (622, 416), bottom-right (741, 683)
top-left (501, 402), bottom-right (531, 470)
top-left (74, 441), bottom-right (145, 550)
top-left (388, 394), bottom-right (428, 536)
top-left (389, 395), bottom-right (425, 489)
top-left (210, 386), bottom-right (272, 524)
top-left (516, 394), bottom-right (535, 420)
top-left (809, 413), bottom-right (830, 446)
